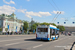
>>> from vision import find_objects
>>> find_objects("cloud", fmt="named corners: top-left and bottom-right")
top-left (52, 10), bottom-right (64, 14)
top-left (0, 5), bottom-right (51, 19)
top-left (17, 9), bottom-right (27, 14)
top-left (0, 5), bottom-right (16, 15)
top-left (3, 0), bottom-right (15, 4)
top-left (26, 0), bottom-right (30, 1)
top-left (61, 18), bottom-right (65, 20)
top-left (25, 15), bottom-right (32, 18)
top-left (71, 18), bottom-right (75, 20)
top-left (25, 11), bottom-right (51, 18)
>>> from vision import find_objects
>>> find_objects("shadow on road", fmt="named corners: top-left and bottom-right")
top-left (24, 38), bottom-right (50, 42)
top-left (0, 47), bottom-right (27, 50)
top-left (7, 48), bottom-right (27, 50)
top-left (0, 47), bottom-right (3, 49)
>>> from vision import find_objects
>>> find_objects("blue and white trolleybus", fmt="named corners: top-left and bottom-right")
top-left (36, 25), bottom-right (59, 41)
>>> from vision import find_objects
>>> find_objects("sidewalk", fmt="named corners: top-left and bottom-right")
top-left (0, 34), bottom-right (35, 37)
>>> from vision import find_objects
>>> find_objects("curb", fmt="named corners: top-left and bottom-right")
top-left (0, 34), bottom-right (35, 37)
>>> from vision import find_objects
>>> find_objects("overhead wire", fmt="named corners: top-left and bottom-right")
top-left (48, 0), bottom-right (57, 10)
top-left (51, 0), bottom-right (61, 23)
top-left (51, 0), bottom-right (60, 11)
top-left (52, 0), bottom-right (70, 24)
top-left (51, 14), bottom-right (58, 22)
top-left (48, 0), bottom-right (59, 23)
top-left (53, 13), bottom-right (61, 22)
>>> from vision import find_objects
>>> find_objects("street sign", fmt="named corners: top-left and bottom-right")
top-left (57, 22), bottom-right (59, 24)
top-left (72, 22), bottom-right (75, 24)
top-left (64, 22), bottom-right (66, 24)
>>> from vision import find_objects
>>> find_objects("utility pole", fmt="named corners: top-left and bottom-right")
top-left (31, 18), bottom-right (33, 32)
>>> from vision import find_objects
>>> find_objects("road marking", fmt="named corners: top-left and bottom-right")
top-left (33, 44), bottom-right (43, 48)
top-left (0, 37), bottom-right (35, 42)
top-left (55, 45), bottom-right (66, 48)
top-left (55, 45), bottom-right (71, 48)
top-left (5, 41), bottom-right (30, 46)
top-left (32, 36), bottom-right (72, 49)
top-left (5, 42), bottom-right (22, 46)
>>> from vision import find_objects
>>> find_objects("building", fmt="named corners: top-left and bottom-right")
top-left (57, 25), bottom-right (75, 32)
top-left (64, 26), bottom-right (75, 32)
top-left (0, 13), bottom-right (23, 32)
top-left (28, 18), bottom-right (36, 31)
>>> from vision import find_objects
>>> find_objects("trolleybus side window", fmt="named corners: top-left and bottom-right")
top-left (50, 28), bottom-right (55, 35)
top-left (50, 29), bottom-right (52, 34)
top-left (56, 30), bottom-right (57, 35)
top-left (56, 30), bottom-right (59, 35)
top-left (51, 29), bottom-right (55, 35)
top-left (50, 29), bottom-right (52, 38)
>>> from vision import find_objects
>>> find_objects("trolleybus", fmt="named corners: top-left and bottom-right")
top-left (36, 25), bottom-right (59, 41)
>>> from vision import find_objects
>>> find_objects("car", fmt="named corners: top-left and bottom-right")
top-left (68, 33), bottom-right (71, 36)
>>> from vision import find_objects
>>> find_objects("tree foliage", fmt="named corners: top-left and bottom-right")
top-left (50, 23), bottom-right (56, 26)
top-left (57, 25), bottom-right (65, 31)
top-left (34, 23), bottom-right (40, 26)
top-left (23, 21), bottom-right (28, 32)
top-left (31, 24), bottom-right (37, 31)
top-left (5, 28), bottom-right (8, 32)
top-left (40, 22), bottom-right (57, 26)
top-left (0, 28), bottom-right (2, 32)
top-left (40, 22), bottom-right (50, 25)
top-left (2, 14), bottom-right (5, 16)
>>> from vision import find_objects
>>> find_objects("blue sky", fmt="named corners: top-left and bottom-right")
top-left (0, 0), bottom-right (75, 26)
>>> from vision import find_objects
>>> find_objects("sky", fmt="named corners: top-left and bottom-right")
top-left (0, 0), bottom-right (75, 26)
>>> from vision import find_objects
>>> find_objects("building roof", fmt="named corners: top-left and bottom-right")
top-left (0, 13), bottom-right (23, 23)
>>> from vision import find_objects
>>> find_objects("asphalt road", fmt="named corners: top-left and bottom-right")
top-left (0, 34), bottom-right (75, 50)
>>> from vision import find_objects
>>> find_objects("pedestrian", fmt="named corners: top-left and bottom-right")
top-left (10, 32), bottom-right (12, 35)
top-left (8, 31), bottom-right (9, 35)
top-left (6, 32), bottom-right (8, 35)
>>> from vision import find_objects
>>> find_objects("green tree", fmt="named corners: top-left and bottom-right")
top-left (40, 22), bottom-right (50, 25)
top-left (0, 28), bottom-right (2, 32)
top-left (57, 25), bottom-right (65, 31)
top-left (5, 28), bottom-right (8, 32)
top-left (31, 24), bottom-right (37, 31)
top-left (40, 22), bottom-right (57, 26)
top-left (2, 14), bottom-right (5, 16)
top-left (23, 21), bottom-right (28, 32)
top-left (50, 23), bottom-right (56, 26)
top-left (34, 23), bottom-right (40, 26)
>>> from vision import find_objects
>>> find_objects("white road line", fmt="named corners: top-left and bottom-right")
top-left (33, 44), bottom-right (43, 48)
top-left (5, 41), bottom-right (30, 46)
top-left (50, 37), bottom-right (69, 43)
top-left (32, 36), bottom-right (72, 49)
top-left (5, 42), bottom-right (21, 46)
top-left (0, 37), bottom-right (35, 42)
